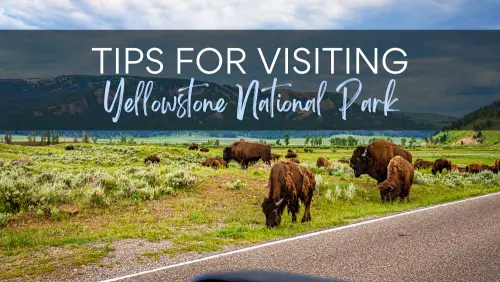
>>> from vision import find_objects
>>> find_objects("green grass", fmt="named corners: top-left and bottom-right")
top-left (0, 142), bottom-right (499, 280)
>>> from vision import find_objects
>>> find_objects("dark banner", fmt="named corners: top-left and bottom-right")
top-left (0, 30), bottom-right (499, 130)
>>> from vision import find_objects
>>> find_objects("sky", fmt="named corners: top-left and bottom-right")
top-left (0, 0), bottom-right (499, 118)
top-left (0, 0), bottom-right (500, 30)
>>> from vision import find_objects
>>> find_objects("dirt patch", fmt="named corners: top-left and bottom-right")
top-left (453, 137), bottom-right (478, 145)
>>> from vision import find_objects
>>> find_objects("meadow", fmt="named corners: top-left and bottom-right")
top-left (0, 141), bottom-right (499, 281)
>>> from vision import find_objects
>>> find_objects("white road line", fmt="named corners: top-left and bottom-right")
top-left (99, 192), bottom-right (500, 282)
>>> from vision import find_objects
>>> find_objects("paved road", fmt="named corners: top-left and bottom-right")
top-left (107, 193), bottom-right (500, 282)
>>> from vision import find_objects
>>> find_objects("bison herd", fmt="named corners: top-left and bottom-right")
top-left (138, 139), bottom-right (499, 228)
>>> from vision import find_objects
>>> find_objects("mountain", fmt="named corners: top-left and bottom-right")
top-left (431, 100), bottom-right (500, 146)
top-left (0, 75), bottom-right (456, 131)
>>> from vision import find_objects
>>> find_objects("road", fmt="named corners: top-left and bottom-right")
top-left (103, 193), bottom-right (500, 282)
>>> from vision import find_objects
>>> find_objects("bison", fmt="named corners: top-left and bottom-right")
top-left (261, 161), bottom-right (316, 228)
top-left (285, 151), bottom-right (298, 159)
top-left (431, 158), bottom-right (452, 175)
top-left (377, 156), bottom-right (414, 203)
top-left (349, 139), bottom-right (412, 184)
top-left (202, 157), bottom-right (226, 169)
top-left (316, 157), bottom-right (332, 168)
top-left (337, 157), bottom-right (350, 164)
top-left (65, 145), bottom-right (75, 150)
top-left (487, 165), bottom-right (499, 174)
top-left (413, 159), bottom-right (434, 170)
top-left (144, 155), bottom-right (161, 164)
top-left (223, 141), bottom-right (271, 169)
top-left (188, 143), bottom-right (198, 150)
top-left (466, 163), bottom-right (489, 173)
top-left (496, 159), bottom-right (500, 170)
top-left (289, 158), bottom-right (300, 164)
top-left (271, 153), bottom-right (282, 162)
top-left (200, 147), bottom-right (209, 152)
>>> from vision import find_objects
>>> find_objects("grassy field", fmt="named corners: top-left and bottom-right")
top-left (0, 142), bottom-right (500, 280)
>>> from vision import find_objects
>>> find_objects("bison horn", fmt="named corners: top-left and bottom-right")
top-left (275, 198), bottom-right (284, 207)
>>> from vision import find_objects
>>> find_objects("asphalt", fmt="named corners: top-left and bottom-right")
top-left (104, 193), bottom-right (500, 282)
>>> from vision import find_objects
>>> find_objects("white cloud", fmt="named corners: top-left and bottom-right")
top-left (0, 0), bottom-right (398, 29)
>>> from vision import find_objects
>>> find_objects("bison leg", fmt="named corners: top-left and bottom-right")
top-left (288, 199), bottom-right (299, 223)
top-left (301, 199), bottom-right (312, 223)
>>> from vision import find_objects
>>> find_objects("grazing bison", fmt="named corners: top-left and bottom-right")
top-left (285, 151), bottom-right (298, 159)
top-left (377, 156), bottom-right (414, 203)
top-left (289, 158), bottom-right (300, 164)
top-left (223, 141), bottom-right (271, 169)
top-left (188, 143), bottom-right (198, 150)
top-left (337, 157), bottom-right (350, 164)
top-left (144, 155), bottom-right (161, 164)
top-left (200, 147), bottom-right (209, 152)
top-left (413, 159), bottom-right (434, 170)
top-left (466, 163), bottom-right (488, 173)
top-left (261, 161), bottom-right (316, 228)
top-left (457, 166), bottom-right (467, 173)
top-left (349, 139), bottom-right (412, 184)
top-left (65, 145), bottom-right (75, 150)
top-left (432, 158), bottom-right (452, 175)
top-left (271, 153), bottom-right (282, 162)
top-left (316, 157), bottom-right (332, 168)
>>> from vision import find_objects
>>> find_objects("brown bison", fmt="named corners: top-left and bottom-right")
top-left (188, 143), bottom-right (198, 150)
top-left (496, 159), bottom-right (500, 170)
top-left (65, 145), bottom-right (75, 150)
top-left (431, 158), bottom-right (452, 175)
top-left (487, 165), bottom-right (499, 174)
top-left (377, 156), bottom-right (414, 203)
top-left (337, 157), bottom-right (350, 164)
top-left (271, 153), bottom-right (282, 162)
top-left (349, 139), bottom-right (413, 184)
top-left (200, 147), bottom-right (209, 152)
top-left (285, 151), bottom-right (298, 159)
top-left (413, 159), bottom-right (434, 170)
top-left (144, 155), bottom-right (161, 164)
top-left (316, 157), bottom-right (332, 168)
top-left (223, 141), bottom-right (271, 169)
top-left (261, 161), bottom-right (316, 228)
top-left (202, 157), bottom-right (226, 169)
top-left (289, 158), bottom-right (300, 164)
top-left (466, 163), bottom-right (488, 173)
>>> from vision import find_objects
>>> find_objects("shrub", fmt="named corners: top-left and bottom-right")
top-left (0, 212), bottom-right (11, 228)
top-left (165, 170), bottom-right (196, 189)
top-left (226, 179), bottom-right (247, 190)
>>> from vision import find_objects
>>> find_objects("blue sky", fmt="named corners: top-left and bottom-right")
top-left (0, 0), bottom-right (499, 29)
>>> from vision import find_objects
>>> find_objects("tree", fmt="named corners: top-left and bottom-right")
top-left (3, 132), bottom-right (12, 144)
top-left (82, 131), bottom-right (89, 143)
top-left (284, 134), bottom-right (290, 146)
top-left (401, 138), bottom-right (407, 147)
top-left (214, 139), bottom-right (220, 146)
top-left (317, 136), bottom-right (323, 146)
top-left (409, 137), bottom-right (417, 147)
top-left (304, 136), bottom-right (310, 146)
top-left (120, 136), bottom-right (127, 144)
top-left (40, 131), bottom-right (47, 145)
top-left (276, 139), bottom-right (281, 145)
top-left (92, 137), bottom-right (98, 144)
top-left (347, 136), bottom-right (358, 146)
top-left (52, 131), bottom-right (59, 144)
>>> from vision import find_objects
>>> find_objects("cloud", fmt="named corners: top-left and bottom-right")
top-left (0, 0), bottom-right (460, 30)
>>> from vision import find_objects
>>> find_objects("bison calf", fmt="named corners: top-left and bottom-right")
top-left (413, 159), bottom-right (433, 170)
top-left (261, 161), bottom-right (316, 228)
top-left (466, 163), bottom-right (488, 173)
top-left (271, 153), bottom-right (282, 162)
top-left (377, 156), bottom-right (414, 203)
